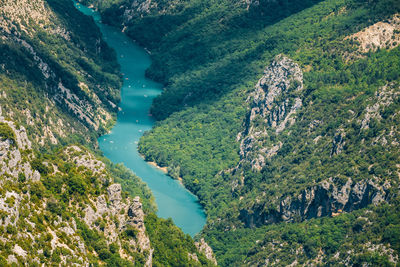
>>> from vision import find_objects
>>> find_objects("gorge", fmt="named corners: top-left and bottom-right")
top-left (75, 2), bottom-right (206, 237)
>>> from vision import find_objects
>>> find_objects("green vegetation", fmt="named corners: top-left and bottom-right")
top-left (88, 0), bottom-right (400, 264)
top-left (0, 0), bottom-right (121, 150)
top-left (76, 218), bottom-right (134, 266)
top-left (0, 0), bottom-right (212, 265)
top-left (108, 162), bottom-right (156, 212)
top-left (145, 213), bottom-right (214, 267)
top-left (0, 122), bottom-right (16, 144)
top-left (207, 199), bottom-right (400, 266)
top-left (3, 0), bottom-right (400, 264)
top-left (131, 0), bottom-right (400, 220)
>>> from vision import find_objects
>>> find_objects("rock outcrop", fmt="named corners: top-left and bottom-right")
top-left (243, 0), bottom-right (260, 10)
top-left (239, 177), bottom-right (391, 228)
top-left (195, 238), bottom-right (218, 265)
top-left (112, 0), bottom-right (184, 26)
top-left (0, 120), bottom-right (90, 265)
top-left (236, 54), bottom-right (303, 172)
top-left (0, 117), bottom-right (40, 182)
top-left (330, 128), bottom-right (346, 156)
top-left (0, 122), bottom-right (153, 265)
top-left (84, 184), bottom-right (153, 265)
top-left (346, 13), bottom-right (400, 53)
top-left (360, 82), bottom-right (400, 130)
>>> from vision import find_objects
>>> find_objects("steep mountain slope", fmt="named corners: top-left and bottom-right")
top-left (0, 0), bottom-right (215, 265)
top-left (88, 0), bottom-right (400, 265)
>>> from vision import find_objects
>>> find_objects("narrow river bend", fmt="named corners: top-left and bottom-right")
top-left (75, 3), bottom-right (206, 236)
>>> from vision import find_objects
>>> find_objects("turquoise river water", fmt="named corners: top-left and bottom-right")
top-left (75, 2), bottom-right (206, 236)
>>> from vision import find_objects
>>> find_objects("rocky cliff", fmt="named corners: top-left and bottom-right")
top-left (238, 54), bottom-right (303, 170)
top-left (346, 13), bottom-right (400, 54)
top-left (0, 0), bottom-right (121, 147)
top-left (239, 176), bottom-right (391, 228)
top-left (236, 66), bottom-right (400, 228)
top-left (231, 54), bottom-right (303, 194)
top-left (0, 0), bottom-right (216, 265)
top-left (0, 115), bottom-right (151, 265)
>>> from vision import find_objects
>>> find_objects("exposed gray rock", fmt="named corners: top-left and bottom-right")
top-left (127, 196), bottom-right (145, 228)
top-left (108, 183), bottom-right (122, 212)
top-left (188, 252), bottom-right (199, 262)
top-left (0, 192), bottom-right (22, 227)
top-left (66, 146), bottom-right (109, 183)
top-left (243, 0), bottom-right (260, 10)
top-left (360, 83), bottom-right (400, 130)
top-left (84, 186), bottom-right (152, 266)
top-left (195, 238), bottom-right (217, 265)
top-left (331, 128), bottom-right (346, 156)
top-left (235, 54), bottom-right (303, 173)
top-left (239, 177), bottom-right (392, 228)
top-left (7, 255), bottom-right (18, 265)
top-left (0, 118), bottom-right (39, 181)
top-left (121, 0), bottom-right (181, 25)
top-left (346, 13), bottom-right (400, 54)
top-left (6, 34), bottom-right (113, 132)
top-left (128, 197), bottom-right (153, 266)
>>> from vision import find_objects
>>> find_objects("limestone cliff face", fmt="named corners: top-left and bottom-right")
top-left (84, 184), bottom-right (153, 266)
top-left (67, 146), bottom-right (153, 265)
top-left (239, 177), bottom-right (391, 228)
top-left (195, 238), bottom-right (218, 265)
top-left (346, 13), bottom-right (400, 54)
top-left (123, 0), bottom-right (155, 21)
top-left (0, 116), bottom-right (39, 182)
top-left (236, 54), bottom-right (303, 173)
top-left (243, 0), bottom-right (260, 10)
top-left (235, 57), bottom-right (399, 228)
top-left (0, 0), bottom-right (120, 147)
top-left (0, 120), bottom-right (153, 265)
top-left (0, 1), bottom-right (156, 265)
top-left (104, 0), bottom-right (183, 27)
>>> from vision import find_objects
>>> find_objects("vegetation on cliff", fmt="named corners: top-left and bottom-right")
top-left (90, 0), bottom-right (400, 265)
top-left (0, 0), bottom-right (215, 265)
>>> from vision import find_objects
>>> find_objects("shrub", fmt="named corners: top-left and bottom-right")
top-left (68, 175), bottom-right (87, 195)
top-left (0, 122), bottom-right (16, 144)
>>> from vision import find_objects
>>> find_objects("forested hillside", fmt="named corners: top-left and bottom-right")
top-left (0, 0), bottom-right (215, 265)
top-left (87, 0), bottom-right (400, 265)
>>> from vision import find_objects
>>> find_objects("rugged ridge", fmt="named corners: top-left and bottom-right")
top-left (0, 117), bottom-right (152, 265)
top-left (234, 54), bottom-right (303, 178)
top-left (0, 0), bottom-right (215, 265)
top-left (239, 177), bottom-right (391, 228)
top-left (1, 0), bottom-right (121, 145)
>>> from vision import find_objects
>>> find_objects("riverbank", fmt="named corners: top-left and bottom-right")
top-left (147, 161), bottom-right (184, 183)
top-left (147, 161), bottom-right (168, 173)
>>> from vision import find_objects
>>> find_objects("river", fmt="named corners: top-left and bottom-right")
top-left (75, 2), bottom-right (206, 236)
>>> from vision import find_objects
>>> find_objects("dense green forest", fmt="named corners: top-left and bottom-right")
top-left (0, 0), bottom-right (214, 265)
top-left (85, 0), bottom-right (400, 265)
